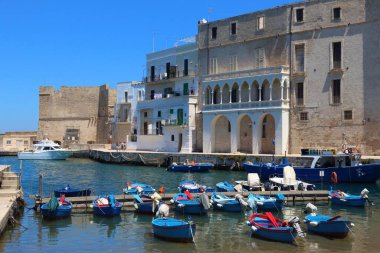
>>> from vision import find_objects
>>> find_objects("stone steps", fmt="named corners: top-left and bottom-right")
top-left (1, 172), bottom-right (20, 190)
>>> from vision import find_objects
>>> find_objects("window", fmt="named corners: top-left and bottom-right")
top-left (170, 109), bottom-right (173, 114)
top-left (24, 140), bottom-right (28, 145)
top-left (296, 8), bottom-right (304, 22)
top-left (332, 79), bottom-right (341, 104)
top-left (332, 42), bottom-right (342, 69)
top-left (211, 27), bottom-right (217, 39)
top-left (228, 121), bottom-right (231, 133)
top-left (296, 82), bottom-right (304, 106)
top-left (300, 112), bottom-right (308, 121)
top-left (229, 55), bottom-right (238, 72)
top-left (344, 110), bottom-right (353, 120)
top-left (171, 135), bottom-right (175, 141)
top-left (333, 7), bottom-right (341, 20)
top-left (138, 90), bottom-right (143, 101)
top-left (6, 140), bottom-right (11, 145)
top-left (150, 66), bottom-right (155, 81)
top-left (158, 111), bottom-right (161, 117)
top-left (184, 59), bottom-right (189, 76)
top-left (257, 16), bottom-right (264, 30)
top-left (210, 57), bottom-right (218, 74)
top-left (124, 91), bottom-right (128, 103)
top-left (255, 48), bottom-right (265, 68)
top-left (230, 22), bottom-right (237, 35)
top-left (295, 44), bottom-right (305, 72)
top-left (144, 112), bottom-right (148, 117)
top-left (65, 129), bottom-right (79, 141)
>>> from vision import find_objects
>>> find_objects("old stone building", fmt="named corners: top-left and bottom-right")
top-left (198, 0), bottom-right (380, 155)
top-left (0, 131), bottom-right (37, 151)
top-left (38, 85), bottom-right (116, 146)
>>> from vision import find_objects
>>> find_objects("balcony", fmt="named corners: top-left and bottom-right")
top-left (146, 70), bottom-right (196, 84)
top-left (203, 100), bottom-right (289, 112)
top-left (137, 95), bottom-right (197, 110)
top-left (203, 66), bottom-right (289, 82)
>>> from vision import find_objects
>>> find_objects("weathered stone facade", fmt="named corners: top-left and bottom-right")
top-left (38, 85), bottom-right (116, 146)
top-left (198, 0), bottom-right (380, 155)
top-left (0, 131), bottom-right (37, 151)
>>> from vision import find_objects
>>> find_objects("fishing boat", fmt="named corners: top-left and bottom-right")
top-left (235, 173), bottom-right (264, 191)
top-left (244, 153), bottom-right (380, 183)
top-left (152, 217), bottom-right (196, 242)
top-left (171, 191), bottom-right (210, 215)
top-left (178, 180), bottom-right (215, 193)
top-left (246, 212), bottom-right (305, 243)
top-left (123, 182), bottom-right (156, 195)
top-left (247, 193), bottom-right (285, 211)
top-left (18, 139), bottom-right (73, 160)
top-left (167, 161), bottom-right (213, 172)
top-left (269, 166), bottom-right (315, 191)
top-left (92, 195), bottom-right (123, 216)
top-left (328, 188), bottom-right (370, 207)
top-left (133, 192), bottom-right (162, 214)
top-left (54, 184), bottom-right (91, 197)
top-left (41, 194), bottom-right (72, 219)
top-left (304, 203), bottom-right (354, 238)
top-left (211, 193), bottom-right (242, 212)
top-left (216, 181), bottom-right (235, 192)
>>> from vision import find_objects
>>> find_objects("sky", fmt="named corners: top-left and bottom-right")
top-left (0, 0), bottom-right (295, 133)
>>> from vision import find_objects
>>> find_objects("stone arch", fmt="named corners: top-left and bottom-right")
top-left (211, 115), bottom-right (231, 153)
top-left (231, 83), bottom-right (239, 103)
top-left (261, 80), bottom-right (270, 101)
top-left (205, 85), bottom-right (212, 104)
top-left (241, 82), bottom-right (249, 102)
top-left (238, 114), bottom-right (253, 153)
top-left (259, 113), bottom-right (275, 154)
top-left (251, 81), bottom-right (260, 101)
top-left (222, 83), bottom-right (230, 104)
top-left (272, 79), bottom-right (281, 100)
top-left (213, 85), bottom-right (221, 104)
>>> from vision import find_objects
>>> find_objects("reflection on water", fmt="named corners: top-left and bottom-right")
top-left (0, 157), bottom-right (380, 252)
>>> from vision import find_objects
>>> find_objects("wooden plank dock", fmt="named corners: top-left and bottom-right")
top-left (32, 190), bottom-right (329, 213)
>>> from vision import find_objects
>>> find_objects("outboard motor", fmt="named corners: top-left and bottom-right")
top-left (304, 203), bottom-right (318, 215)
top-left (288, 216), bottom-right (306, 238)
top-left (297, 182), bottom-right (305, 191)
top-left (264, 182), bottom-right (272, 191)
top-left (361, 188), bottom-right (369, 199)
top-left (199, 192), bottom-right (210, 210)
top-left (247, 196), bottom-right (257, 212)
top-left (156, 203), bottom-right (170, 218)
top-left (235, 194), bottom-right (248, 208)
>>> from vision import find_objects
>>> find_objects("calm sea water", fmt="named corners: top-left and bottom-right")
top-left (0, 156), bottom-right (380, 253)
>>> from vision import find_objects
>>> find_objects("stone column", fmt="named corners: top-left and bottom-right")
top-left (259, 88), bottom-right (262, 101)
top-left (211, 91), bottom-right (214, 104)
top-left (220, 91), bottom-right (223, 104)
top-left (269, 87), bottom-right (272, 101)
top-left (248, 87), bottom-right (251, 102)
top-left (229, 90), bottom-right (232, 103)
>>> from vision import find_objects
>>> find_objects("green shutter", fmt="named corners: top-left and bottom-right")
top-left (177, 109), bottom-right (183, 125)
top-left (183, 83), bottom-right (189, 96)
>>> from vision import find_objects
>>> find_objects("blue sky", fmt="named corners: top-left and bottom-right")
top-left (0, 0), bottom-right (294, 133)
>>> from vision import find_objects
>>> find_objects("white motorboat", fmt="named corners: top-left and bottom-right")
top-left (17, 140), bottom-right (72, 160)
top-left (269, 166), bottom-right (315, 191)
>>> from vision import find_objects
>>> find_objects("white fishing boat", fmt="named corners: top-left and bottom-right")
top-left (17, 140), bottom-right (72, 160)
top-left (269, 166), bottom-right (315, 191)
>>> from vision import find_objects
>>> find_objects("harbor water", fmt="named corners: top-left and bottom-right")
top-left (0, 156), bottom-right (380, 252)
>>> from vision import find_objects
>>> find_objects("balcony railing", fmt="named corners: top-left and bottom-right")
top-left (203, 65), bottom-right (289, 82)
top-left (145, 70), bottom-right (196, 83)
top-left (203, 99), bottom-right (289, 111)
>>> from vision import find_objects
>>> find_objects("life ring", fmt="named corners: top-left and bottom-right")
top-left (330, 172), bottom-right (338, 184)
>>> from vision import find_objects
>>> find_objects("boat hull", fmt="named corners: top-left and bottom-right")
top-left (251, 227), bottom-right (296, 243)
top-left (244, 163), bottom-right (380, 183)
top-left (216, 182), bottom-right (235, 192)
top-left (212, 202), bottom-right (242, 212)
top-left (174, 202), bottom-right (207, 215)
top-left (18, 150), bottom-right (73, 160)
top-left (152, 218), bottom-right (196, 242)
top-left (93, 205), bottom-right (122, 216)
top-left (305, 216), bottom-right (351, 238)
top-left (329, 192), bottom-right (367, 207)
top-left (135, 202), bottom-right (157, 214)
top-left (41, 204), bottom-right (72, 219)
top-left (54, 189), bottom-right (91, 197)
top-left (167, 164), bottom-right (213, 172)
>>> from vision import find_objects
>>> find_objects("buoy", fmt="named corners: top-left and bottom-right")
top-left (89, 204), bottom-right (93, 208)
top-left (309, 221), bottom-right (319, 227)
top-left (330, 172), bottom-right (338, 184)
top-left (246, 221), bottom-right (251, 226)
top-left (256, 201), bottom-right (264, 206)
top-left (170, 199), bottom-right (174, 204)
top-left (251, 226), bottom-right (258, 232)
top-left (178, 204), bottom-right (184, 208)
top-left (217, 204), bottom-right (223, 208)
top-left (134, 203), bottom-right (139, 209)
top-left (350, 223), bottom-right (355, 227)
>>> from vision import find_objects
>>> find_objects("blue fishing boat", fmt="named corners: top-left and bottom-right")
top-left (179, 180), bottom-right (215, 193)
top-left (167, 161), bottom-right (213, 172)
top-left (211, 193), bottom-right (242, 212)
top-left (216, 181), bottom-right (235, 192)
top-left (92, 195), bottom-right (123, 216)
top-left (329, 188), bottom-right (370, 207)
top-left (152, 217), bottom-right (196, 242)
top-left (41, 194), bottom-right (72, 219)
top-left (244, 153), bottom-right (380, 183)
top-left (247, 193), bottom-right (285, 211)
top-left (132, 193), bottom-right (162, 215)
top-left (246, 212), bottom-right (304, 243)
top-left (123, 182), bottom-right (156, 195)
top-left (54, 184), bottom-right (91, 197)
top-left (171, 192), bottom-right (210, 215)
top-left (304, 203), bottom-right (354, 238)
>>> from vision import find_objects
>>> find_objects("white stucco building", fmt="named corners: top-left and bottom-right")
top-left (136, 40), bottom-right (199, 152)
top-left (113, 81), bottom-right (145, 148)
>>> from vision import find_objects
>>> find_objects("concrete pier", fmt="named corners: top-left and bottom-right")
top-left (0, 165), bottom-right (23, 235)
